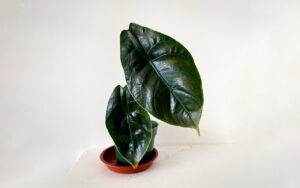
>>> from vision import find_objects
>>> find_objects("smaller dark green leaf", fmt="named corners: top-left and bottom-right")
top-left (105, 85), bottom-right (152, 168)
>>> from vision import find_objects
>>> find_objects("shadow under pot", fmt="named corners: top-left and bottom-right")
top-left (114, 120), bottom-right (159, 166)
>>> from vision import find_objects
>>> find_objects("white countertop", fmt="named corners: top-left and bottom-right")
top-left (65, 143), bottom-right (300, 188)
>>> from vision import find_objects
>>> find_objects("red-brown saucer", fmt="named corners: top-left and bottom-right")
top-left (100, 146), bottom-right (158, 173)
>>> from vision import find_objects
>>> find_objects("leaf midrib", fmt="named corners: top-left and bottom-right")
top-left (123, 89), bottom-right (134, 142)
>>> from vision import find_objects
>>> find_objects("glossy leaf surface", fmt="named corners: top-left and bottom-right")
top-left (120, 23), bottom-right (203, 134)
top-left (105, 85), bottom-right (152, 168)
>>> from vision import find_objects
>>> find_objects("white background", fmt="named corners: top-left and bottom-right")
top-left (1, 0), bottom-right (300, 187)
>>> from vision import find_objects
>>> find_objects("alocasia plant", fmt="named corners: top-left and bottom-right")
top-left (106, 23), bottom-right (204, 168)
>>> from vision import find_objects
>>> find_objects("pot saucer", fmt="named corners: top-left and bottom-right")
top-left (100, 146), bottom-right (158, 173)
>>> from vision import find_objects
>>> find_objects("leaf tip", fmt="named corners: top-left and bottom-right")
top-left (196, 127), bottom-right (200, 136)
top-left (132, 163), bottom-right (139, 169)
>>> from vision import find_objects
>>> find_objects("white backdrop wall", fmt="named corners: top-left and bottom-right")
top-left (1, 0), bottom-right (299, 187)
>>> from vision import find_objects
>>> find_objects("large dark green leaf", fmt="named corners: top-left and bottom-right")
top-left (120, 23), bottom-right (203, 134)
top-left (105, 85), bottom-right (152, 168)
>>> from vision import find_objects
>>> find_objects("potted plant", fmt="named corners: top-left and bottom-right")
top-left (101, 23), bottom-right (204, 173)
